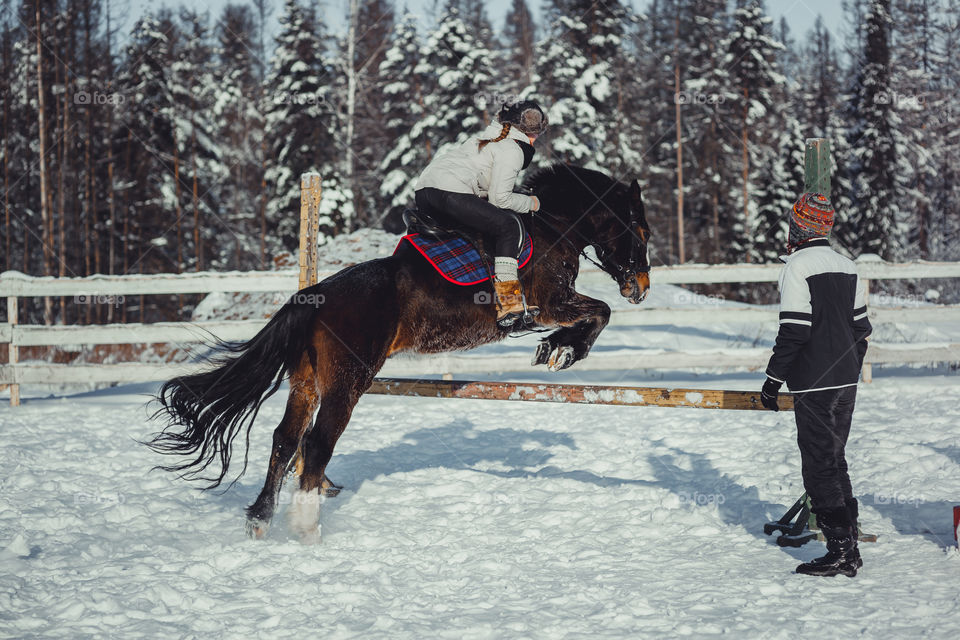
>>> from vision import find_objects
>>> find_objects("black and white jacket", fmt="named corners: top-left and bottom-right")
top-left (765, 239), bottom-right (872, 393)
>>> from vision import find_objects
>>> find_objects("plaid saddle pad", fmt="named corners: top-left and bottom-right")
top-left (396, 232), bottom-right (534, 286)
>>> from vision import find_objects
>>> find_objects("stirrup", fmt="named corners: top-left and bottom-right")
top-left (497, 293), bottom-right (540, 328)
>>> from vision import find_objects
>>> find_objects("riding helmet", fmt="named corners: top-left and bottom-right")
top-left (497, 100), bottom-right (549, 137)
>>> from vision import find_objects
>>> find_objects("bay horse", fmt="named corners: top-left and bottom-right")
top-left (148, 163), bottom-right (652, 541)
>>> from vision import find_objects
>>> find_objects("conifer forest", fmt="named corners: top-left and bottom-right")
top-left (1, 0), bottom-right (958, 323)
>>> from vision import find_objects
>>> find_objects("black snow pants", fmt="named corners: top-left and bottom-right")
top-left (794, 385), bottom-right (858, 512)
top-left (415, 187), bottom-right (525, 259)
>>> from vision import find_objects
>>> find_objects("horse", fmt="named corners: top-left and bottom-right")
top-left (148, 163), bottom-right (653, 541)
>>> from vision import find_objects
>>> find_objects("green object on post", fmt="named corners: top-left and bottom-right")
top-left (803, 138), bottom-right (832, 197)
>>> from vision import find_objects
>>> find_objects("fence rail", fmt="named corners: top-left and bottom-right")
top-left (3, 256), bottom-right (960, 405)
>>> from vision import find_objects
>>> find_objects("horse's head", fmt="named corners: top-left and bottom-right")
top-left (589, 178), bottom-right (651, 304)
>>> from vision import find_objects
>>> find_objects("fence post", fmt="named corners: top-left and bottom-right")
top-left (804, 138), bottom-right (831, 196)
top-left (7, 296), bottom-right (19, 406)
top-left (293, 173), bottom-right (322, 477)
top-left (298, 173), bottom-right (322, 291)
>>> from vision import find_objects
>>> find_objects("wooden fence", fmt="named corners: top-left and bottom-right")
top-left (3, 257), bottom-right (960, 406)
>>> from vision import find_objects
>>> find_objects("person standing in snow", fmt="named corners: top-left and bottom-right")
top-left (414, 100), bottom-right (548, 325)
top-left (760, 192), bottom-right (872, 577)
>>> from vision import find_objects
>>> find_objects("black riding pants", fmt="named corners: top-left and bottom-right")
top-left (415, 187), bottom-right (524, 259)
top-left (794, 385), bottom-right (858, 512)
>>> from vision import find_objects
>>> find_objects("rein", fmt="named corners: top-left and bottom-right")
top-left (534, 205), bottom-right (649, 277)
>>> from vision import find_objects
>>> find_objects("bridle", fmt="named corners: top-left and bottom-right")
top-left (536, 200), bottom-right (650, 281)
top-left (597, 202), bottom-right (651, 277)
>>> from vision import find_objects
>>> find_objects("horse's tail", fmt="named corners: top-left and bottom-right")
top-left (146, 293), bottom-right (317, 489)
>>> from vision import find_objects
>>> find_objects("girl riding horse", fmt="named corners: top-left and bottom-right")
top-left (415, 100), bottom-right (548, 325)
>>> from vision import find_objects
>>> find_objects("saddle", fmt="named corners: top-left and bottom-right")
top-left (402, 208), bottom-right (470, 242)
top-left (394, 207), bottom-right (534, 287)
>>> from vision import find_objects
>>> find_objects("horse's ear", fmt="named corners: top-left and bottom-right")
top-left (629, 179), bottom-right (643, 205)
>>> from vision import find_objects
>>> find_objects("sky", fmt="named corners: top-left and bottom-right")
top-left (122, 0), bottom-right (850, 50)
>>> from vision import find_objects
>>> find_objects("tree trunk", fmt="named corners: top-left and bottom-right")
top-left (345, 0), bottom-right (358, 231)
top-left (35, 0), bottom-right (53, 324)
top-left (121, 129), bottom-right (131, 324)
top-left (673, 14), bottom-right (685, 264)
top-left (192, 127), bottom-right (201, 272)
top-left (58, 56), bottom-right (71, 324)
top-left (741, 88), bottom-right (750, 264)
top-left (2, 46), bottom-right (9, 273)
top-left (173, 127), bottom-right (183, 313)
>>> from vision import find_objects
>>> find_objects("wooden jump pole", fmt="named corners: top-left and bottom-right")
top-left (367, 378), bottom-right (794, 411)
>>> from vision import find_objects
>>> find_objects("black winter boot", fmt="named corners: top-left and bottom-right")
top-left (796, 507), bottom-right (859, 577)
top-left (845, 498), bottom-right (863, 569)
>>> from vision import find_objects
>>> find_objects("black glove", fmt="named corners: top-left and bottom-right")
top-left (760, 377), bottom-right (783, 412)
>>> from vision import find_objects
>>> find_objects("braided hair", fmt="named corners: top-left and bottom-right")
top-left (478, 123), bottom-right (512, 151)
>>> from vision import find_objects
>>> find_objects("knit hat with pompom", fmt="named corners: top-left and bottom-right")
top-left (788, 192), bottom-right (834, 251)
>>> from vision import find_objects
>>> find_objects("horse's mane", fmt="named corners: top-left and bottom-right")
top-left (522, 163), bottom-right (624, 220)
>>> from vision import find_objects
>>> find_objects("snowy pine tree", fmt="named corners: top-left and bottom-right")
top-left (215, 3), bottom-right (264, 268)
top-left (891, 0), bottom-right (940, 259)
top-left (798, 16), bottom-right (842, 138)
top-left (378, 12), bottom-right (424, 212)
top-left (720, 1), bottom-right (785, 263)
top-left (171, 9), bottom-right (228, 272)
top-left (675, 0), bottom-right (733, 262)
top-left (750, 13), bottom-right (806, 263)
top-left (263, 0), bottom-right (351, 255)
top-left (836, 0), bottom-right (909, 259)
top-left (928, 0), bottom-right (960, 262)
top-left (502, 0), bottom-right (535, 92)
top-left (115, 12), bottom-right (182, 276)
top-left (411, 6), bottom-right (494, 154)
top-left (534, 0), bottom-right (630, 169)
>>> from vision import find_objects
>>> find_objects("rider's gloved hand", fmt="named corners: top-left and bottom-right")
top-left (530, 196), bottom-right (540, 212)
top-left (760, 377), bottom-right (782, 411)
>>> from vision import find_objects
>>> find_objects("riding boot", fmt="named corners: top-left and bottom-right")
top-left (796, 506), bottom-right (859, 577)
top-left (846, 497), bottom-right (863, 568)
top-left (493, 279), bottom-right (538, 325)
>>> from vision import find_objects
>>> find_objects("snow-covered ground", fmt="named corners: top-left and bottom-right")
top-left (1, 367), bottom-right (959, 638)
top-left (3, 229), bottom-right (960, 636)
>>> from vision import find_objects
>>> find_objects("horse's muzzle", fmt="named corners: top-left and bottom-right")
top-left (620, 272), bottom-right (650, 304)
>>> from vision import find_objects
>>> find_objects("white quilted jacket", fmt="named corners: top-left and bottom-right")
top-left (414, 123), bottom-right (536, 213)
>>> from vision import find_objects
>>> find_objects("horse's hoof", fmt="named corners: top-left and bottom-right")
top-left (548, 346), bottom-right (575, 371)
top-left (288, 489), bottom-right (323, 544)
top-left (297, 527), bottom-right (322, 545)
top-left (245, 518), bottom-right (269, 540)
top-left (321, 480), bottom-right (343, 498)
top-left (532, 341), bottom-right (551, 366)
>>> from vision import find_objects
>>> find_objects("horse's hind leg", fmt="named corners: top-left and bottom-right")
top-left (288, 367), bottom-right (378, 543)
top-left (244, 363), bottom-right (319, 539)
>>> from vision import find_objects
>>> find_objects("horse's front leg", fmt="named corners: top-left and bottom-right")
top-left (532, 293), bottom-right (611, 371)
